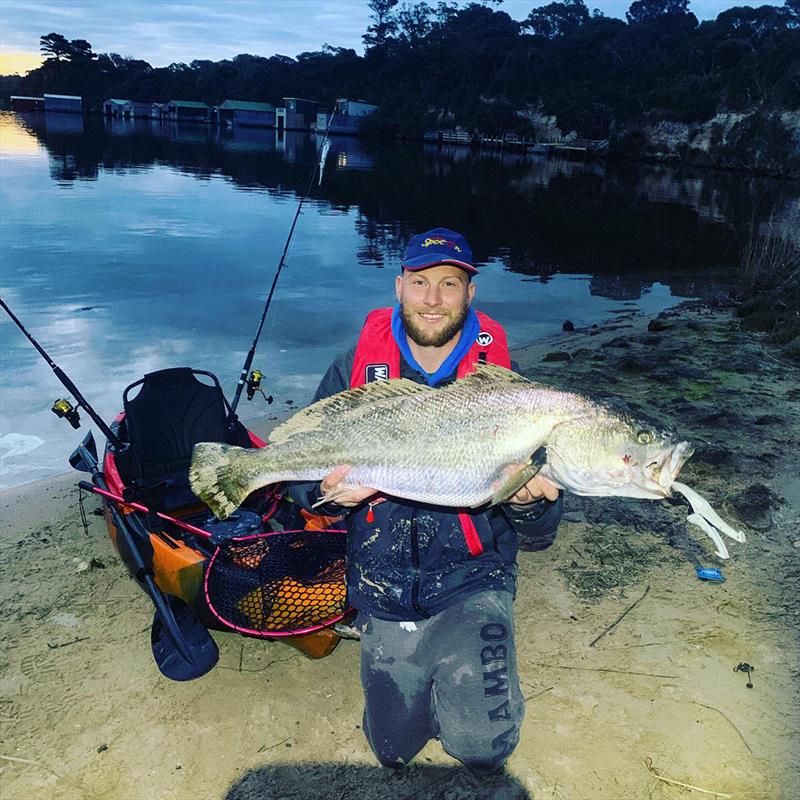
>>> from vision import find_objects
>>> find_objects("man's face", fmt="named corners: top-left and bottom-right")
top-left (395, 264), bottom-right (475, 348)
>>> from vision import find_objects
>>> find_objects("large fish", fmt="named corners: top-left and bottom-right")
top-left (190, 365), bottom-right (745, 558)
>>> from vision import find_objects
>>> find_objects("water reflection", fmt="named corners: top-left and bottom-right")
top-left (590, 275), bottom-right (652, 302)
top-left (11, 111), bottom-right (798, 278)
top-left (2, 111), bottom-right (798, 489)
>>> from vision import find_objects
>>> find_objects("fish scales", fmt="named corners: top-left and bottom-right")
top-left (266, 385), bottom-right (557, 504)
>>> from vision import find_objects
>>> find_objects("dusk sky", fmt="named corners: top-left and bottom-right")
top-left (0, 0), bottom-right (783, 74)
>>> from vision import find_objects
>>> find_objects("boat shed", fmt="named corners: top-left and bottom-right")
top-left (163, 100), bottom-right (211, 123)
top-left (44, 94), bottom-right (83, 113)
top-left (102, 98), bottom-right (133, 118)
top-left (131, 101), bottom-right (156, 119)
top-left (10, 96), bottom-right (45, 112)
top-left (324, 98), bottom-right (379, 134)
top-left (219, 100), bottom-right (275, 128)
top-left (276, 97), bottom-right (318, 131)
top-left (337, 99), bottom-right (378, 118)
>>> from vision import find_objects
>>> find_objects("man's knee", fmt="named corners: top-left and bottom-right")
top-left (362, 706), bottom-right (431, 769)
top-left (440, 722), bottom-right (520, 776)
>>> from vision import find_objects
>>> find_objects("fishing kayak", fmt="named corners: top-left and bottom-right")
top-left (87, 367), bottom-right (349, 670)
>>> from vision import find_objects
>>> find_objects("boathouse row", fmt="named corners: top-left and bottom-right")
top-left (10, 94), bottom-right (83, 113)
top-left (11, 94), bottom-right (379, 133)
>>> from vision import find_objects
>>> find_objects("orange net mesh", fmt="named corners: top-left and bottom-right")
top-left (204, 530), bottom-right (348, 636)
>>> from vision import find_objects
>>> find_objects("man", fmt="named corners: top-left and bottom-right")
top-left (288, 227), bottom-right (562, 776)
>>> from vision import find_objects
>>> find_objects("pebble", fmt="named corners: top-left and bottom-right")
top-left (647, 318), bottom-right (672, 331)
top-left (617, 355), bottom-right (652, 373)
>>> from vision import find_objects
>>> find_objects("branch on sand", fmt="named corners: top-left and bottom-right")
top-left (531, 663), bottom-right (676, 679)
top-left (589, 584), bottom-right (651, 647)
top-left (644, 756), bottom-right (733, 797)
top-left (0, 754), bottom-right (61, 777)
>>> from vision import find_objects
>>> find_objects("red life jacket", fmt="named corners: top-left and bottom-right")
top-left (349, 306), bottom-right (511, 556)
top-left (349, 307), bottom-right (510, 388)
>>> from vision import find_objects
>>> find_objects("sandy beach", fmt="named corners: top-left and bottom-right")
top-left (1, 302), bottom-right (798, 800)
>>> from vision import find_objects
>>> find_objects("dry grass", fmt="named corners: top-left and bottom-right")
top-left (738, 202), bottom-right (800, 357)
top-left (740, 202), bottom-right (800, 293)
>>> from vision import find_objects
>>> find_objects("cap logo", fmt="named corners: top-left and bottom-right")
top-left (421, 237), bottom-right (462, 253)
top-left (476, 331), bottom-right (493, 346)
top-left (365, 364), bottom-right (390, 383)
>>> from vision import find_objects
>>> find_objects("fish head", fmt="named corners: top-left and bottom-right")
top-left (544, 408), bottom-right (694, 499)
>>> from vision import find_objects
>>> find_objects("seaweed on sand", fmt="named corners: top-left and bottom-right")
top-left (558, 520), bottom-right (659, 602)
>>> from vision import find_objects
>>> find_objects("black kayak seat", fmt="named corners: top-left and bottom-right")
top-left (121, 367), bottom-right (250, 508)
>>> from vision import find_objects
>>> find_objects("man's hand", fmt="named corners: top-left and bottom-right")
top-left (499, 464), bottom-right (560, 505)
top-left (320, 465), bottom-right (377, 507)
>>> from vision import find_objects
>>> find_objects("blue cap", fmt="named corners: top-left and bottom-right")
top-left (401, 227), bottom-right (477, 275)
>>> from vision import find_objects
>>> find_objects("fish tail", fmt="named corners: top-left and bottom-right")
top-left (189, 442), bottom-right (263, 520)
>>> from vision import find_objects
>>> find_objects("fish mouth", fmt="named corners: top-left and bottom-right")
top-left (646, 440), bottom-right (694, 493)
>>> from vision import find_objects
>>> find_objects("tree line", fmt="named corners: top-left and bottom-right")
top-left (2, 1), bottom-right (798, 144)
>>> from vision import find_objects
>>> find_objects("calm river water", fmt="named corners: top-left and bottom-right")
top-left (1, 111), bottom-right (797, 489)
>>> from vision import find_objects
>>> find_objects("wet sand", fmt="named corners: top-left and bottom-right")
top-left (1, 303), bottom-right (798, 800)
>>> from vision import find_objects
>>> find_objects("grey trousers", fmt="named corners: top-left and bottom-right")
top-left (358, 590), bottom-right (524, 776)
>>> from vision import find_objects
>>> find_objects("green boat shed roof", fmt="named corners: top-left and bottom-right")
top-left (168, 100), bottom-right (209, 109)
top-left (220, 100), bottom-right (275, 112)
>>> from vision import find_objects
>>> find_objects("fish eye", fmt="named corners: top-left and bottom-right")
top-left (637, 430), bottom-right (654, 445)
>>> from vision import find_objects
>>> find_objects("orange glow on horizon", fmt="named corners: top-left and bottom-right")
top-left (0, 50), bottom-right (43, 76)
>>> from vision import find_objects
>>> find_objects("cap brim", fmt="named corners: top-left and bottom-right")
top-left (401, 256), bottom-right (478, 275)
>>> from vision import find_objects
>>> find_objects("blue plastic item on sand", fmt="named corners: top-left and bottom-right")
top-left (695, 565), bottom-right (725, 582)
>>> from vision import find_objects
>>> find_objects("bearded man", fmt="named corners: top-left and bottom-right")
top-left (287, 227), bottom-right (563, 776)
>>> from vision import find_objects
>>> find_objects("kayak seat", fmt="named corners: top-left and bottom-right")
top-left (119, 367), bottom-right (251, 511)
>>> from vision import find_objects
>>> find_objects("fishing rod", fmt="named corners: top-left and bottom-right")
top-left (226, 99), bottom-right (340, 428)
top-left (0, 296), bottom-right (124, 450)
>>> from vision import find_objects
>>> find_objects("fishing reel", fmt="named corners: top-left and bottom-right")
top-left (52, 398), bottom-right (81, 429)
top-left (246, 370), bottom-right (273, 404)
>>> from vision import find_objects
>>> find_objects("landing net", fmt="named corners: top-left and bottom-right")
top-left (204, 529), bottom-right (348, 636)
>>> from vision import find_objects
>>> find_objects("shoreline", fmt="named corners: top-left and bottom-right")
top-left (1, 301), bottom-right (798, 800)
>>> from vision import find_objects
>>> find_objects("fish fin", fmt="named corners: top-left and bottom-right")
top-left (269, 378), bottom-right (430, 445)
top-left (313, 483), bottom-right (354, 508)
top-left (189, 442), bottom-right (260, 520)
top-left (462, 363), bottom-right (553, 390)
top-left (463, 364), bottom-right (532, 385)
top-left (489, 447), bottom-right (547, 505)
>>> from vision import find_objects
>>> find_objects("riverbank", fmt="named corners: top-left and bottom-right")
top-left (1, 301), bottom-right (798, 800)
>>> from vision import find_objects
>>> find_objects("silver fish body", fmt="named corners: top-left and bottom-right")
top-left (189, 364), bottom-right (690, 520)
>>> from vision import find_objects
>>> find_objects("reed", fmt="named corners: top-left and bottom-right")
top-left (740, 203), bottom-right (800, 293)
top-left (738, 203), bottom-right (800, 357)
